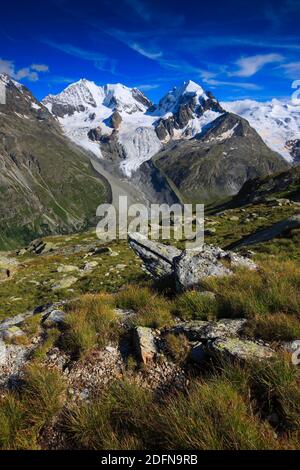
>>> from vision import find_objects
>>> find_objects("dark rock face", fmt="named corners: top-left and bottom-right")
top-left (286, 139), bottom-right (300, 162)
top-left (133, 160), bottom-right (181, 205)
top-left (153, 113), bottom-right (289, 203)
top-left (132, 88), bottom-right (152, 109)
top-left (50, 102), bottom-right (86, 118)
top-left (88, 127), bottom-right (102, 141)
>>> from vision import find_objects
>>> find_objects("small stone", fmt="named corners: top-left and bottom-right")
top-left (0, 339), bottom-right (7, 366)
top-left (229, 216), bottom-right (239, 221)
top-left (134, 326), bottom-right (158, 365)
top-left (83, 261), bottom-right (98, 271)
top-left (52, 276), bottom-right (78, 290)
top-left (116, 264), bottom-right (126, 270)
top-left (43, 309), bottom-right (67, 328)
top-left (1, 326), bottom-right (25, 342)
top-left (204, 228), bottom-right (216, 235)
top-left (57, 265), bottom-right (79, 273)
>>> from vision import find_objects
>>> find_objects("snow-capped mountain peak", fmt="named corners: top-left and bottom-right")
top-left (43, 78), bottom-right (298, 178)
top-left (153, 79), bottom-right (208, 116)
top-left (43, 79), bottom-right (151, 117)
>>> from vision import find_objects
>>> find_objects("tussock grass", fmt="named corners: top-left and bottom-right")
top-left (202, 260), bottom-right (300, 320)
top-left (0, 365), bottom-right (66, 449)
top-left (116, 285), bottom-right (173, 328)
top-left (173, 290), bottom-right (218, 321)
top-left (22, 363), bottom-right (66, 429)
top-left (64, 380), bottom-right (152, 450)
top-left (0, 395), bottom-right (37, 450)
top-left (245, 313), bottom-right (300, 342)
top-left (152, 379), bottom-right (278, 450)
top-left (62, 293), bottom-right (120, 357)
top-left (32, 328), bottom-right (61, 361)
top-left (164, 333), bottom-right (190, 364)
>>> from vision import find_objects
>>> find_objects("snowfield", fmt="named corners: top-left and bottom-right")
top-left (222, 99), bottom-right (300, 162)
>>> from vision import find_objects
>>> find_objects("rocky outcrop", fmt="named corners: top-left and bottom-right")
top-left (128, 232), bottom-right (181, 279)
top-left (128, 233), bottom-right (256, 290)
top-left (286, 139), bottom-right (300, 162)
top-left (43, 310), bottom-right (67, 329)
top-left (18, 238), bottom-right (57, 256)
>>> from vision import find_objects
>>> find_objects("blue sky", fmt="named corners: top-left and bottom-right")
top-left (0, 0), bottom-right (300, 102)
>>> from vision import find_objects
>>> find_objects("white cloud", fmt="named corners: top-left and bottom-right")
top-left (31, 63), bottom-right (49, 72)
top-left (0, 58), bottom-right (49, 81)
top-left (203, 77), bottom-right (261, 90)
top-left (230, 53), bottom-right (284, 77)
top-left (130, 43), bottom-right (162, 60)
top-left (281, 61), bottom-right (300, 78)
top-left (136, 83), bottom-right (160, 91)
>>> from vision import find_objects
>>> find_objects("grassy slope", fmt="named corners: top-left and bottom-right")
top-left (0, 165), bottom-right (299, 450)
top-left (0, 84), bottom-right (110, 250)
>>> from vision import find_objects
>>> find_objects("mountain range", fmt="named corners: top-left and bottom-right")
top-left (0, 73), bottom-right (299, 246)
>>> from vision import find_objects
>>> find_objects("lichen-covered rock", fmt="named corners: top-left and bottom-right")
top-left (209, 337), bottom-right (274, 362)
top-left (83, 261), bottom-right (98, 271)
top-left (128, 232), bottom-right (181, 279)
top-left (174, 244), bottom-right (256, 291)
top-left (134, 326), bottom-right (158, 364)
top-left (52, 276), bottom-right (78, 290)
top-left (1, 326), bottom-right (25, 342)
top-left (170, 319), bottom-right (247, 341)
top-left (57, 265), bottom-right (79, 273)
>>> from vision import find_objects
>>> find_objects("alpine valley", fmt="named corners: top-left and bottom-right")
top-left (1, 73), bottom-right (299, 246)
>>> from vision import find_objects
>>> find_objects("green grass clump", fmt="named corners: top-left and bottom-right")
top-left (0, 395), bottom-right (38, 450)
top-left (245, 313), bottom-right (300, 342)
top-left (64, 380), bottom-right (152, 450)
top-left (164, 333), bottom-right (190, 364)
top-left (0, 365), bottom-right (66, 449)
top-left (250, 358), bottom-right (300, 434)
top-left (31, 328), bottom-right (61, 361)
top-left (151, 378), bottom-right (278, 450)
top-left (203, 260), bottom-right (300, 321)
top-left (61, 293), bottom-right (120, 357)
top-left (173, 290), bottom-right (218, 321)
top-left (116, 285), bottom-right (173, 328)
top-left (22, 363), bottom-right (66, 430)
